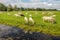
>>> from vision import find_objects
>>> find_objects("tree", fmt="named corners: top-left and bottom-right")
top-left (0, 3), bottom-right (7, 11)
top-left (14, 5), bottom-right (18, 11)
top-left (7, 4), bottom-right (13, 11)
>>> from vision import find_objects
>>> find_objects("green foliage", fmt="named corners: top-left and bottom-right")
top-left (0, 3), bottom-right (58, 11)
top-left (13, 5), bottom-right (18, 11)
top-left (7, 4), bottom-right (13, 11)
top-left (0, 3), bottom-right (7, 11)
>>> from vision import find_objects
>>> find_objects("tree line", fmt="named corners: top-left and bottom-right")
top-left (0, 3), bottom-right (58, 11)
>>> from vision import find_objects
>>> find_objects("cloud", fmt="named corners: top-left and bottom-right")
top-left (47, 3), bottom-right (53, 6)
top-left (0, 0), bottom-right (10, 3)
top-left (30, 0), bottom-right (41, 2)
top-left (0, 0), bottom-right (60, 10)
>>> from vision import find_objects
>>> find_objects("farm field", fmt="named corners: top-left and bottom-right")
top-left (0, 11), bottom-right (60, 36)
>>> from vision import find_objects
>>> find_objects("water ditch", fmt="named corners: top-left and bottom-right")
top-left (0, 24), bottom-right (60, 40)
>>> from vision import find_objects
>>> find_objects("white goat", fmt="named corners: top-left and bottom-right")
top-left (48, 12), bottom-right (54, 15)
top-left (18, 12), bottom-right (24, 17)
top-left (42, 12), bottom-right (48, 15)
top-left (29, 16), bottom-right (34, 24)
top-left (42, 16), bottom-right (55, 23)
top-left (42, 12), bottom-right (46, 15)
top-left (24, 17), bottom-right (28, 24)
top-left (52, 15), bottom-right (56, 17)
top-left (14, 14), bottom-right (20, 17)
top-left (7, 13), bottom-right (11, 16)
top-left (18, 12), bottom-right (22, 14)
top-left (25, 13), bottom-right (28, 14)
top-left (24, 14), bottom-right (35, 25)
top-left (29, 14), bottom-right (31, 16)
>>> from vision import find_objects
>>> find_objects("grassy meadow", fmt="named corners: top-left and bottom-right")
top-left (0, 11), bottom-right (60, 36)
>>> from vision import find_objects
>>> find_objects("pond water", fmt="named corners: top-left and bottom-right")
top-left (0, 24), bottom-right (60, 40)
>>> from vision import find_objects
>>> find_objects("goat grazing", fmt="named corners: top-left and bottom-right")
top-left (42, 16), bottom-right (55, 23)
top-left (29, 16), bottom-right (35, 25)
top-left (24, 16), bottom-right (28, 24)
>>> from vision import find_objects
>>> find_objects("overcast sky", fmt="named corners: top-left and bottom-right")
top-left (0, 0), bottom-right (60, 10)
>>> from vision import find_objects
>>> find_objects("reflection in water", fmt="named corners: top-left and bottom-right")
top-left (0, 24), bottom-right (60, 40)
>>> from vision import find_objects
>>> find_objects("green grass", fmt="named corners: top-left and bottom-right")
top-left (0, 11), bottom-right (60, 36)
